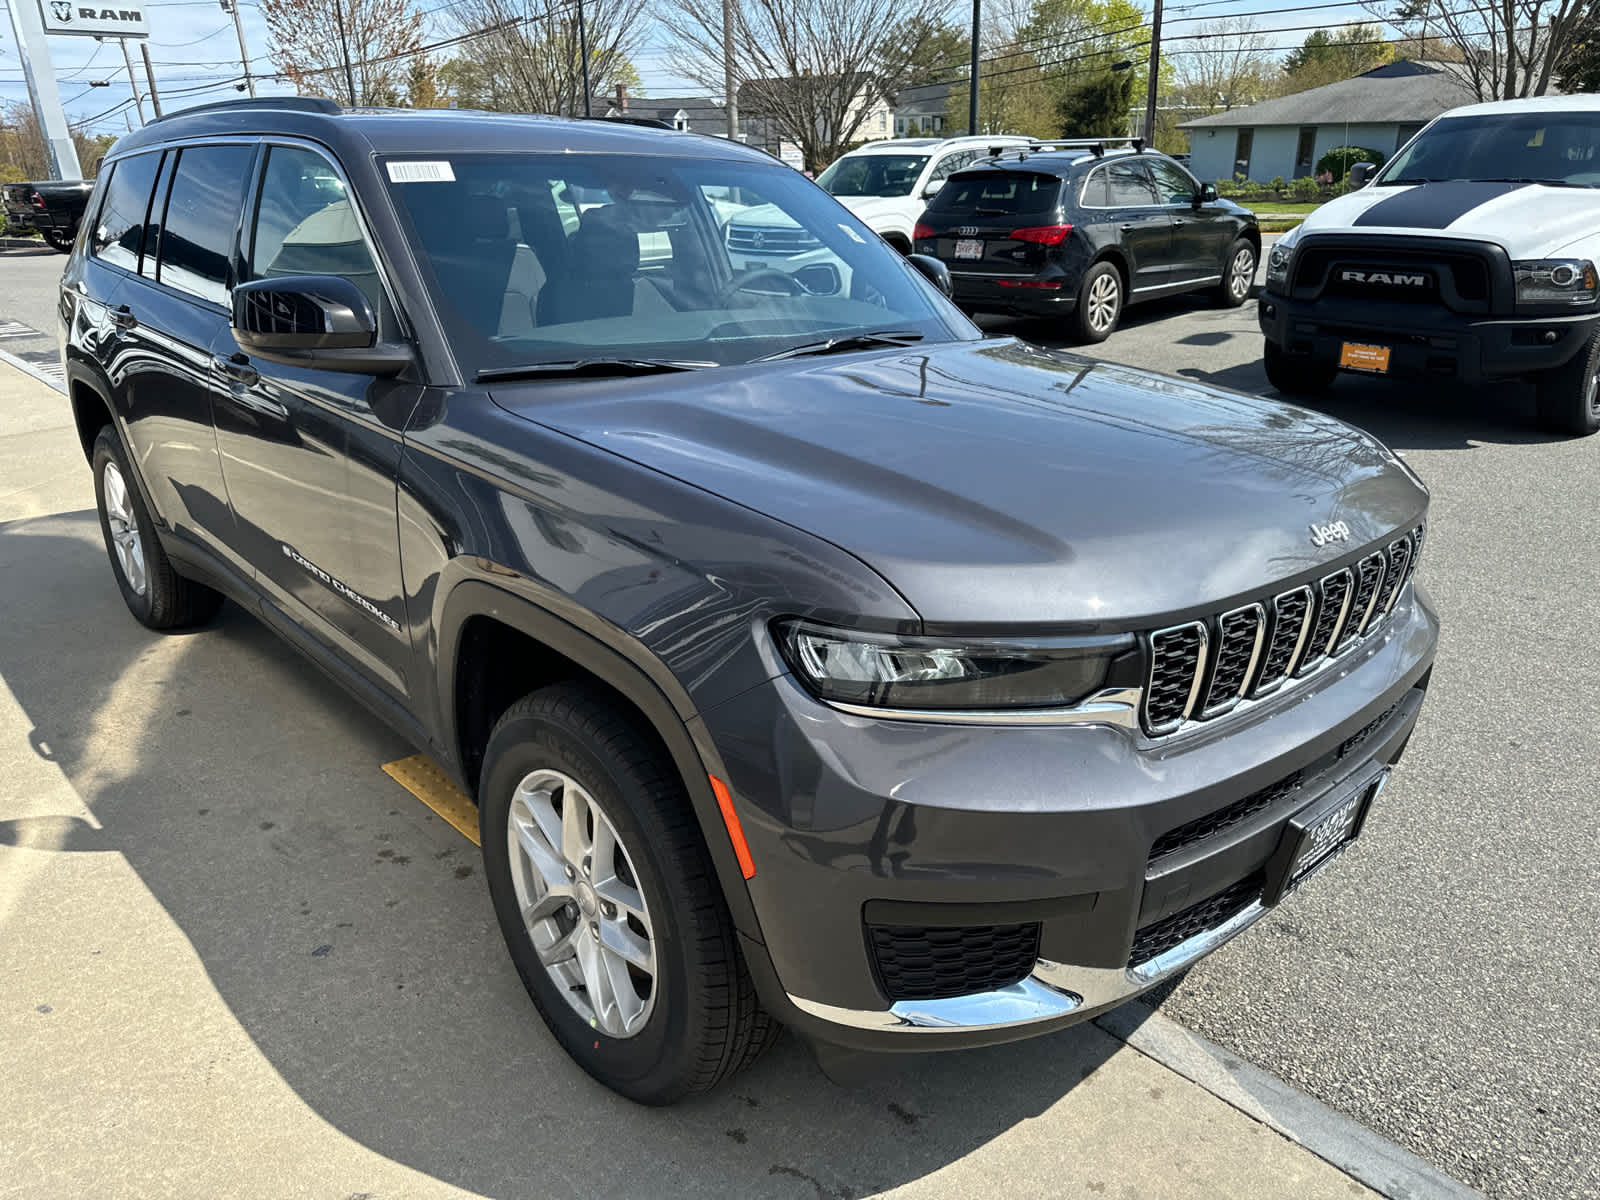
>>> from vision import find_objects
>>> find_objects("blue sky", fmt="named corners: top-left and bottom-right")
top-left (1, 0), bottom-right (1380, 140)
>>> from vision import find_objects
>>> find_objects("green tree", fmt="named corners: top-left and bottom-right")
top-left (1557, 7), bottom-right (1600, 92)
top-left (1056, 66), bottom-right (1134, 138)
top-left (1020, 0), bottom-right (1154, 102)
top-left (1279, 24), bottom-right (1393, 93)
top-left (881, 16), bottom-right (966, 88)
top-left (943, 46), bottom-right (1058, 137)
top-left (407, 57), bottom-right (440, 108)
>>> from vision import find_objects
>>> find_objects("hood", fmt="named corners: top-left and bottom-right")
top-left (1298, 181), bottom-right (1600, 258)
top-left (834, 194), bottom-right (916, 224)
top-left (490, 341), bottom-right (1426, 628)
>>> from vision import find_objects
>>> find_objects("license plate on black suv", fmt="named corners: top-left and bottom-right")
top-left (1262, 769), bottom-right (1388, 904)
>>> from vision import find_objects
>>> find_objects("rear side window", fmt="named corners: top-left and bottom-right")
top-left (928, 172), bottom-right (1062, 217)
top-left (247, 145), bottom-right (384, 319)
top-left (157, 144), bottom-right (254, 305)
top-left (91, 152), bottom-right (163, 272)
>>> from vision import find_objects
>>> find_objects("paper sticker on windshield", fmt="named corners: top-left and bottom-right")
top-left (838, 223), bottom-right (866, 243)
top-left (387, 160), bottom-right (455, 183)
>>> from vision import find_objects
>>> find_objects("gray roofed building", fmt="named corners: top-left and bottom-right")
top-left (1179, 60), bottom-right (1479, 183)
top-left (598, 93), bottom-right (729, 136)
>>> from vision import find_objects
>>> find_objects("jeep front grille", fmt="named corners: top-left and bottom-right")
top-left (1138, 526), bottom-right (1423, 737)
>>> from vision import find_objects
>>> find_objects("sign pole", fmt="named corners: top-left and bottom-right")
top-left (7, 0), bottom-right (82, 179)
top-left (120, 37), bottom-right (148, 124)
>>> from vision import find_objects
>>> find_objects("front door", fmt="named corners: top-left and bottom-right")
top-left (1099, 160), bottom-right (1172, 294)
top-left (1148, 157), bottom-right (1231, 285)
top-left (209, 141), bottom-right (417, 699)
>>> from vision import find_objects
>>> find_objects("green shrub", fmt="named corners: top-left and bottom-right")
top-left (1292, 176), bottom-right (1321, 201)
top-left (1316, 145), bottom-right (1386, 182)
top-left (1270, 175), bottom-right (1286, 192)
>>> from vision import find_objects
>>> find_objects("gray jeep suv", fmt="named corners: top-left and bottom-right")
top-left (59, 98), bottom-right (1437, 1104)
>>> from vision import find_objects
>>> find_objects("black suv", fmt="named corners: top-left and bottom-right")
top-left (59, 99), bottom-right (1435, 1104)
top-left (913, 141), bottom-right (1260, 341)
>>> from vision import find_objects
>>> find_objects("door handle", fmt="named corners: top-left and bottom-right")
top-left (112, 305), bottom-right (137, 330)
top-left (1120, 223), bottom-right (1137, 232)
top-left (211, 351), bottom-right (260, 389)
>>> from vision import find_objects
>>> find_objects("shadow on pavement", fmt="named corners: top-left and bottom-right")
top-left (0, 510), bottom-right (1120, 1198)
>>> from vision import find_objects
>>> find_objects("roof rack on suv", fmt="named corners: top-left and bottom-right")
top-left (988, 137), bottom-right (1144, 162)
top-left (150, 96), bottom-right (342, 124)
top-left (586, 115), bottom-right (675, 129)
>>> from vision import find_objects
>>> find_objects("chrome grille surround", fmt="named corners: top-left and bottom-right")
top-left (1138, 525), bottom-right (1423, 737)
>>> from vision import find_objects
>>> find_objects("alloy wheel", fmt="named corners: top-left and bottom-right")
top-left (1087, 272), bottom-right (1120, 334)
top-left (1230, 248), bottom-right (1255, 301)
top-left (102, 461), bottom-right (147, 597)
top-left (506, 768), bottom-right (657, 1038)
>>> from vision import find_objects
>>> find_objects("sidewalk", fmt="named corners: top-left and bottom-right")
top-left (0, 359), bottom-right (1416, 1199)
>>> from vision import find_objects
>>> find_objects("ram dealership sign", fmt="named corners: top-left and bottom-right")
top-left (38, 0), bottom-right (149, 38)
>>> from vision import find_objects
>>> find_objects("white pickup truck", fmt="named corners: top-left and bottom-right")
top-left (1259, 95), bottom-right (1600, 436)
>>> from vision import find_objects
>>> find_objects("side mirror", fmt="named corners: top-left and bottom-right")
top-left (232, 275), bottom-right (409, 376)
top-left (793, 262), bottom-right (842, 296)
top-left (1199, 183), bottom-right (1219, 205)
top-left (1347, 162), bottom-right (1376, 189)
top-left (922, 179), bottom-right (946, 199)
top-left (907, 253), bottom-right (952, 298)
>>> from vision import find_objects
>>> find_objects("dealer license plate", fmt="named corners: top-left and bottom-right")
top-left (954, 238), bottom-right (984, 260)
top-left (1339, 342), bottom-right (1391, 373)
top-left (1263, 770), bottom-right (1388, 904)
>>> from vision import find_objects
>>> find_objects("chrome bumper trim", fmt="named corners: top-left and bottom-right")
top-left (786, 896), bottom-right (1270, 1033)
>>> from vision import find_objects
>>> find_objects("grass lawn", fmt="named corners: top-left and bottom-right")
top-left (1240, 201), bottom-right (1322, 215)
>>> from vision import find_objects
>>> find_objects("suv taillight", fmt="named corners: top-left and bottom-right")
top-left (1010, 224), bottom-right (1073, 246)
top-left (913, 221), bottom-right (935, 241)
top-left (31, 191), bottom-right (45, 210)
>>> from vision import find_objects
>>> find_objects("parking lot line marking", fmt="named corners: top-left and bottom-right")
top-left (382, 755), bottom-right (480, 845)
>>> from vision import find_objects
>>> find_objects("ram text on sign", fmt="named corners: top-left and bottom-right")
top-left (38, 1), bottom-right (149, 38)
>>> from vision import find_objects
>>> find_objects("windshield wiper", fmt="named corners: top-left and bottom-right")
top-left (1377, 176), bottom-right (1444, 185)
top-left (476, 357), bottom-right (715, 382)
top-left (1469, 177), bottom-right (1587, 188)
top-left (753, 330), bottom-right (925, 362)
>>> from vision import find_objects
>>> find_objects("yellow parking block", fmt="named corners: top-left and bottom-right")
top-left (382, 755), bottom-right (480, 846)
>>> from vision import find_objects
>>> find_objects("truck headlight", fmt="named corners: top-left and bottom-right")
top-left (1513, 259), bottom-right (1598, 309)
top-left (1265, 236), bottom-right (1297, 293)
top-left (775, 620), bottom-right (1133, 711)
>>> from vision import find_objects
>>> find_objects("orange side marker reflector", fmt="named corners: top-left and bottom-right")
top-left (709, 775), bottom-right (756, 880)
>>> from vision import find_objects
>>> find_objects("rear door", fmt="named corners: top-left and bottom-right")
top-left (1083, 159), bottom-right (1173, 293)
top-left (919, 170), bottom-right (1066, 278)
top-left (1148, 156), bottom-right (1231, 285)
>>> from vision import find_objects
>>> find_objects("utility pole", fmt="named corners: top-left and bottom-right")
top-left (5, 0), bottom-right (83, 178)
top-left (723, 0), bottom-right (737, 140)
top-left (1143, 0), bottom-right (1162, 145)
top-left (968, 0), bottom-right (981, 136)
top-left (120, 37), bottom-right (148, 124)
top-left (221, 0), bottom-right (256, 97)
top-left (140, 42), bottom-right (164, 117)
top-left (333, 3), bottom-right (358, 106)
top-left (576, 0), bottom-right (592, 117)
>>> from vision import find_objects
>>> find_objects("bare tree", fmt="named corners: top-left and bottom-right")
top-left (1372, 0), bottom-right (1589, 99)
top-left (662, 0), bottom-right (954, 169)
top-left (444, 0), bottom-right (647, 116)
top-left (1170, 18), bottom-right (1275, 114)
top-left (260, 0), bottom-right (425, 105)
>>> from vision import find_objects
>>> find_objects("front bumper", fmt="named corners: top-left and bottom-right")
top-left (700, 584), bottom-right (1438, 1053)
top-left (1259, 291), bottom-right (1600, 382)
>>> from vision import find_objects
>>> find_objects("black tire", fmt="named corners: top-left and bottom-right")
top-left (479, 682), bottom-right (779, 1104)
top-left (1263, 338), bottom-right (1337, 398)
top-left (1071, 260), bottom-right (1123, 343)
top-left (92, 426), bottom-right (223, 630)
top-left (43, 228), bottom-right (73, 253)
top-left (1213, 238), bottom-right (1255, 308)
top-left (1535, 327), bottom-right (1600, 437)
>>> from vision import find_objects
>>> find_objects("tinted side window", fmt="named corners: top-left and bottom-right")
top-left (248, 145), bottom-right (382, 317)
top-left (1106, 162), bottom-right (1157, 206)
top-left (1148, 159), bottom-right (1198, 204)
top-left (91, 152), bottom-right (163, 272)
top-left (158, 144), bottom-right (254, 305)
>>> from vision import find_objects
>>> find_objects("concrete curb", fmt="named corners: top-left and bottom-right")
top-left (1096, 1003), bottom-right (1483, 1200)
top-left (0, 236), bottom-right (46, 249)
top-left (0, 345), bottom-right (65, 394)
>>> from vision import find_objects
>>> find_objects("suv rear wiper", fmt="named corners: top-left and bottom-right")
top-left (754, 331), bottom-right (925, 363)
top-left (476, 357), bottom-right (714, 382)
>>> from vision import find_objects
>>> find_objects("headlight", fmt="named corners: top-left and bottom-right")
top-left (1513, 259), bottom-right (1598, 309)
top-left (775, 620), bottom-right (1133, 711)
top-left (1265, 233), bottom-right (1298, 292)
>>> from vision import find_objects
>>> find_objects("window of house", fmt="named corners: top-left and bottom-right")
top-left (1294, 127), bottom-right (1317, 178)
top-left (1234, 128), bottom-right (1254, 178)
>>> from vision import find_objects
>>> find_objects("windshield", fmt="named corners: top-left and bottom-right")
top-left (382, 153), bottom-right (969, 376)
top-left (1377, 111), bottom-right (1600, 186)
top-left (815, 154), bottom-right (931, 198)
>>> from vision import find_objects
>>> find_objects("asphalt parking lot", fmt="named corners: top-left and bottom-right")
top-left (3, 243), bottom-right (1595, 1199)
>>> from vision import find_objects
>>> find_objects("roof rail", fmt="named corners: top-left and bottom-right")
top-left (150, 96), bottom-right (342, 124)
top-left (986, 137), bottom-right (1144, 162)
top-left (586, 115), bottom-right (675, 129)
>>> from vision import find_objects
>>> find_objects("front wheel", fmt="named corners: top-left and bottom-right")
top-left (1214, 239), bottom-right (1255, 307)
top-left (1072, 261), bottom-right (1123, 343)
top-left (479, 683), bottom-right (778, 1104)
top-left (1263, 338), bottom-right (1337, 397)
top-left (1535, 327), bottom-right (1600, 437)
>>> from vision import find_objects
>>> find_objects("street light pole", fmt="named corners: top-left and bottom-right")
top-left (723, 0), bottom-right (737, 140)
top-left (577, 0), bottom-right (592, 117)
top-left (1143, 0), bottom-right (1163, 144)
top-left (968, 0), bottom-right (981, 136)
